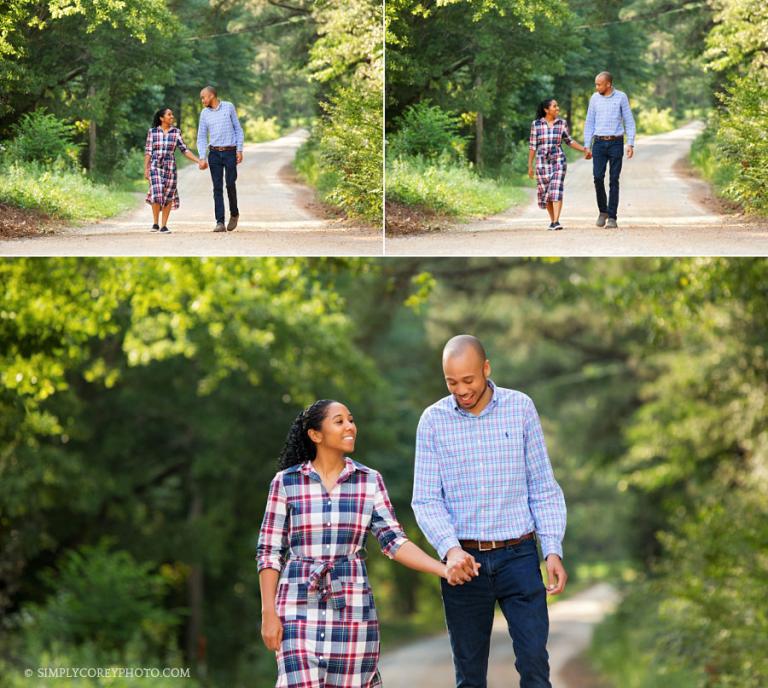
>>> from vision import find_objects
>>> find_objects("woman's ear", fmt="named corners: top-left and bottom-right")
top-left (307, 428), bottom-right (322, 445)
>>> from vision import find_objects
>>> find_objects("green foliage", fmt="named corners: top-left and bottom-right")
top-left (386, 155), bottom-right (526, 216)
top-left (242, 116), bottom-right (282, 144)
top-left (690, 125), bottom-right (738, 194)
top-left (713, 74), bottom-right (768, 213)
top-left (0, 160), bottom-right (135, 219)
top-left (26, 542), bottom-right (180, 652)
top-left (317, 80), bottom-right (383, 220)
top-left (634, 106), bottom-right (676, 135)
top-left (5, 109), bottom-right (79, 166)
top-left (294, 136), bottom-right (341, 202)
top-left (388, 102), bottom-right (466, 159)
top-left (305, 0), bottom-right (384, 221)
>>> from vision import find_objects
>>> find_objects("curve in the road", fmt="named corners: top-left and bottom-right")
top-left (385, 123), bottom-right (768, 256)
top-left (0, 129), bottom-right (383, 256)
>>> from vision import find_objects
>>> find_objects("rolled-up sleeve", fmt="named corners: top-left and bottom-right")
top-left (523, 397), bottom-right (566, 559)
top-left (370, 471), bottom-right (409, 559)
top-left (145, 129), bottom-right (152, 155)
top-left (256, 473), bottom-right (289, 572)
top-left (412, 413), bottom-right (460, 559)
top-left (529, 121), bottom-right (537, 151)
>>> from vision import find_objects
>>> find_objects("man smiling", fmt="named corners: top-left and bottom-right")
top-left (412, 334), bottom-right (567, 688)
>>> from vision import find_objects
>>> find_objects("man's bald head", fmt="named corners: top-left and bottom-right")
top-left (201, 85), bottom-right (217, 97)
top-left (442, 335), bottom-right (487, 364)
top-left (596, 71), bottom-right (613, 85)
top-left (442, 335), bottom-right (491, 414)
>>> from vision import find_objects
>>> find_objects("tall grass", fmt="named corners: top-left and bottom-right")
top-left (386, 156), bottom-right (526, 217)
top-left (0, 160), bottom-right (136, 220)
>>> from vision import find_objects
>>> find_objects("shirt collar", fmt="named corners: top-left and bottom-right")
top-left (452, 379), bottom-right (499, 417)
top-left (298, 456), bottom-right (368, 483)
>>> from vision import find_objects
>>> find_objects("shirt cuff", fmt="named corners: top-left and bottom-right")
top-left (381, 535), bottom-right (409, 560)
top-left (256, 555), bottom-right (284, 573)
top-left (539, 537), bottom-right (563, 560)
top-left (436, 535), bottom-right (462, 561)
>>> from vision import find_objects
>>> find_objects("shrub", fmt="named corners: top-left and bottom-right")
top-left (636, 106), bottom-right (676, 135)
top-left (23, 541), bottom-right (180, 652)
top-left (715, 73), bottom-right (768, 213)
top-left (243, 115), bottom-right (281, 143)
top-left (5, 109), bottom-right (80, 166)
top-left (388, 102), bottom-right (467, 159)
top-left (317, 79), bottom-right (383, 220)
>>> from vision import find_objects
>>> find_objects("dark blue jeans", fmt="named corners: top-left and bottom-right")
top-left (208, 149), bottom-right (239, 223)
top-left (591, 139), bottom-right (624, 219)
top-left (441, 538), bottom-right (550, 688)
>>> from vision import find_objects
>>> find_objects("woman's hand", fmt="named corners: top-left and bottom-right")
top-left (144, 167), bottom-right (150, 181)
top-left (261, 610), bottom-right (283, 652)
top-left (528, 166), bottom-right (534, 179)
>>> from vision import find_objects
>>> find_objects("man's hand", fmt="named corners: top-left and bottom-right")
top-left (445, 547), bottom-right (480, 586)
top-left (198, 160), bottom-right (208, 170)
top-left (236, 152), bottom-right (243, 165)
top-left (584, 148), bottom-right (592, 160)
top-left (626, 145), bottom-right (634, 159)
top-left (261, 609), bottom-right (283, 651)
top-left (545, 554), bottom-right (567, 595)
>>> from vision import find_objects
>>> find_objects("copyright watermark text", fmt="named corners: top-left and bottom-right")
top-left (24, 666), bottom-right (191, 679)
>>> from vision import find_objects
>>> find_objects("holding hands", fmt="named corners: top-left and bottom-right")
top-left (198, 159), bottom-right (208, 170)
top-left (445, 547), bottom-right (481, 586)
top-left (584, 148), bottom-right (592, 160)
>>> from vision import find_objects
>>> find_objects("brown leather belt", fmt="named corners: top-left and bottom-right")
top-left (595, 135), bottom-right (623, 141)
top-left (460, 532), bottom-right (535, 552)
top-left (209, 145), bottom-right (237, 151)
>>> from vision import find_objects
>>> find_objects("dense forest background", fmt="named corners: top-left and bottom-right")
top-left (0, 0), bottom-right (382, 222)
top-left (1, 257), bottom-right (766, 687)
top-left (386, 0), bottom-right (768, 217)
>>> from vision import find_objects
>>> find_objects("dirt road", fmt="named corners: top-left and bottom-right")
top-left (379, 583), bottom-right (618, 688)
top-left (0, 130), bottom-right (382, 256)
top-left (385, 123), bottom-right (768, 256)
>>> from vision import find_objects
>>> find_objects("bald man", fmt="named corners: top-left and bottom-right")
top-left (583, 71), bottom-right (636, 229)
top-left (197, 85), bottom-right (244, 232)
top-left (412, 335), bottom-right (567, 688)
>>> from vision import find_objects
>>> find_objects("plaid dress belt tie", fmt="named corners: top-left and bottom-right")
top-left (289, 551), bottom-right (366, 610)
top-left (538, 145), bottom-right (560, 162)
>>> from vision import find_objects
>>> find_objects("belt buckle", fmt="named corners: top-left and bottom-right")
top-left (478, 540), bottom-right (494, 552)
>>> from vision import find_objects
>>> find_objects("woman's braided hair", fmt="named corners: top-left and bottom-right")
top-left (278, 399), bottom-right (336, 470)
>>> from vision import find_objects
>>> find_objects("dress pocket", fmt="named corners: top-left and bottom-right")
top-left (339, 580), bottom-right (371, 622)
top-left (276, 581), bottom-right (308, 621)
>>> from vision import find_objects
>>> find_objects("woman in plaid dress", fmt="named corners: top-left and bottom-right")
top-left (144, 107), bottom-right (204, 233)
top-left (257, 400), bottom-right (457, 688)
top-left (527, 99), bottom-right (590, 230)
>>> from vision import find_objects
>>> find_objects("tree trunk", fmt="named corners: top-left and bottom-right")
top-left (186, 488), bottom-right (207, 678)
top-left (475, 111), bottom-right (484, 171)
top-left (88, 85), bottom-right (97, 172)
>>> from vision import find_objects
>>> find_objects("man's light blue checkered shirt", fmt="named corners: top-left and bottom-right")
top-left (196, 100), bottom-right (244, 160)
top-left (412, 381), bottom-right (566, 560)
top-left (583, 89), bottom-right (636, 148)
